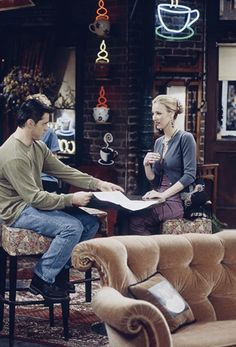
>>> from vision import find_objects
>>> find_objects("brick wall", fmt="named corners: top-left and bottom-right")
top-left (154, 0), bottom-right (206, 162)
top-left (83, 0), bottom-right (156, 193)
top-left (82, 0), bottom-right (130, 190)
top-left (0, 0), bottom-right (207, 194)
top-left (83, 0), bottom-right (206, 193)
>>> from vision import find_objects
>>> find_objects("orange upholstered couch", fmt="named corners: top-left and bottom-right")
top-left (72, 230), bottom-right (236, 347)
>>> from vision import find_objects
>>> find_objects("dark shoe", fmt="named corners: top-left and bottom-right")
top-left (29, 274), bottom-right (68, 301)
top-left (55, 268), bottom-right (76, 294)
top-left (61, 281), bottom-right (76, 294)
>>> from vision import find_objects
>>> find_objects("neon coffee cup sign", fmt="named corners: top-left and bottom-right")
top-left (156, 1), bottom-right (200, 40)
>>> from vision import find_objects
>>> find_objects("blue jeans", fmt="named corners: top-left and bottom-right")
top-left (11, 206), bottom-right (99, 284)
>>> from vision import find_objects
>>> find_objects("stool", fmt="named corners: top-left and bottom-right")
top-left (161, 217), bottom-right (212, 234)
top-left (0, 206), bottom-right (108, 345)
top-left (0, 224), bottom-right (70, 346)
top-left (160, 163), bottom-right (219, 235)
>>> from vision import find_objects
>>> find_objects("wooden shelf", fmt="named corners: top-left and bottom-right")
top-left (95, 121), bottom-right (112, 125)
top-left (95, 77), bottom-right (112, 81)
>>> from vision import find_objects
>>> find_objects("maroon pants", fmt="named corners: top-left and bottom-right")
top-left (128, 198), bottom-right (184, 235)
top-left (127, 175), bottom-right (184, 235)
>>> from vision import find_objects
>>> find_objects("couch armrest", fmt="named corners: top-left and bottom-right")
top-left (72, 237), bottom-right (130, 287)
top-left (92, 287), bottom-right (172, 347)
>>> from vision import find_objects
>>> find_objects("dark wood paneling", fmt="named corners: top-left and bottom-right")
top-left (213, 149), bottom-right (236, 226)
top-left (216, 151), bottom-right (236, 206)
top-left (206, 0), bottom-right (236, 227)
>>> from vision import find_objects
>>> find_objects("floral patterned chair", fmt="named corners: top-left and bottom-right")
top-left (161, 217), bottom-right (212, 234)
top-left (0, 207), bottom-right (108, 345)
top-left (161, 164), bottom-right (219, 235)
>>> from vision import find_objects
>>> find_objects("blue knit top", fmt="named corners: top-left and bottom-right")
top-left (151, 130), bottom-right (196, 189)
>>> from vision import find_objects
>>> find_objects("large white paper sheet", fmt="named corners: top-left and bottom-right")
top-left (93, 191), bottom-right (164, 211)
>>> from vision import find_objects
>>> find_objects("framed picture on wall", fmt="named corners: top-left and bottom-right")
top-left (221, 80), bottom-right (236, 137)
top-left (219, 0), bottom-right (236, 20)
top-left (0, 0), bottom-right (35, 11)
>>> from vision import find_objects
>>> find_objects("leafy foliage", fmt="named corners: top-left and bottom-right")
top-left (1, 67), bottom-right (58, 112)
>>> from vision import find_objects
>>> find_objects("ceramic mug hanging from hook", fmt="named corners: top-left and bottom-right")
top-left (89, 18), bottom-right (110, 37)
top-left (89, 0), bottom-right (110, 37)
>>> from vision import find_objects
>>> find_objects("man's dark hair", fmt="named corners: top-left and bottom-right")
top-left (17, 99), bottom-right (54, 128)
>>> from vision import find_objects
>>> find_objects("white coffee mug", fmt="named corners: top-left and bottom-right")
top-left (93, 107), bottom-right (110, 123)
top-left (89, 19), bottom-right (110, 37)
top-left (61, 118), bottom-right (71, 131)
top-left (157, 4), bottom-right (199, 33)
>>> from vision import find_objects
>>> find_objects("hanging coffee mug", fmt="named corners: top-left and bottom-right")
top-left (93, 107), bottom-right (110, 123)
top-left (89, 18), bottom-right (110, 37)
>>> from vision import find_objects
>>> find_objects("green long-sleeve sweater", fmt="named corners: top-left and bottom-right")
top-left (0, 135), bottom-right (102, 225)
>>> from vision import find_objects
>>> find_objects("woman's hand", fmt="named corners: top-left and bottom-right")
top-left (72, 192), bottom-right (93, 206)
top-left (142, 190), bottom-right (166, 200)
top-left (98, 181), bottom-right (124, 192)
top-left (143, 152), bottom-right (161, 167)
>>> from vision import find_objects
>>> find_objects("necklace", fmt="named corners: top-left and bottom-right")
top-left (162, 129), bottom-right (178, 157)
top-left (163, 129), bottom-right (178, 145)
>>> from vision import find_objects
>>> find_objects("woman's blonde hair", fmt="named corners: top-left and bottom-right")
top-left (152, 94), bottom-right (184, 119)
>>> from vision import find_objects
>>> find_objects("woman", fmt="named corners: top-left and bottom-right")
top-left (129, 94), bottom-right (196, 235)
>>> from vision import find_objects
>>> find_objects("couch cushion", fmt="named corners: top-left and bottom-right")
top-left (172, 320), bottom-right (236, 347)
top-left (128, 272), bottom-right (195, 333)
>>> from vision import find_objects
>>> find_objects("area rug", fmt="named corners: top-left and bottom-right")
top-left (0, 257), bottom-right (109, 347)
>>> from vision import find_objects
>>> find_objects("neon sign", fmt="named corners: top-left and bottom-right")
top-left (156, 0), bottom-right (200, 40)
top-left (96, 86), bottom-right (108, 108)
top-left (96, 40), bottom-right (110, 63)
top-left (96, 0), bottom-right (109, 20)
top-left (58, 139), bottom-right (75, 155)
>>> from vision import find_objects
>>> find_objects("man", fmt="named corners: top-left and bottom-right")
top-left (28, 94), bottom-right (61, 193)
top-left (0, 96), bottom-right (123, 300)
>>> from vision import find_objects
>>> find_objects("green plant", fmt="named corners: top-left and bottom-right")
top-left (1, 66), bottom-right (58, 112)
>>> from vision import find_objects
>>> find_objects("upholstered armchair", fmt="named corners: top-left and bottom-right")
top-left (72, 230), bottom-right (236, 347)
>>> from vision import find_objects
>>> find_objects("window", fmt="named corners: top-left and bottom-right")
top-left (50, 47), bottom-right (76, 156)
top-left (219, 0), bottom-right (236, 20)
top-left (220, 81), bottom-right (236, 136)
top-left (218, 44), bottom-right (236, 138)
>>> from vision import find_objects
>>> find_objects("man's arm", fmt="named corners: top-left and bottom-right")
top-left (43, 148), bottom-right (123, 192)
top-left (4, 155), bottom-right (123, 211)
top-left (3, 158), bottom-right (74, 210)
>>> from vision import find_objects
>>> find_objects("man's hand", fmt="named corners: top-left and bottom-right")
top-left (72, 192), bottom-right (93, 206)
top-left (98, 181), bottom-right (124, 192)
